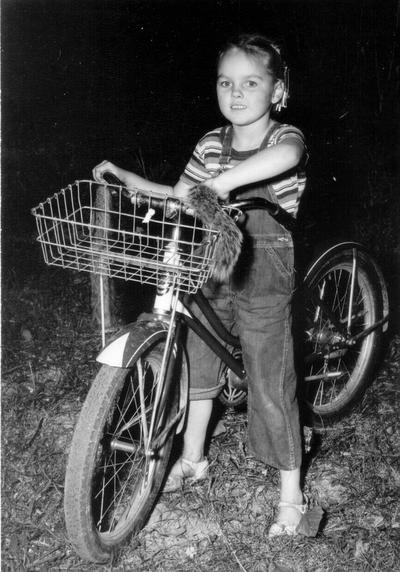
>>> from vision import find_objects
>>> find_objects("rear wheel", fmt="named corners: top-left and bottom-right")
top-left (302, 246), bottom-right (385, 422)
top-left (64, 338), bottom-right (184, 563)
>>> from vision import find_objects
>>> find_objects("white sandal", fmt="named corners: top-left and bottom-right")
top-left (268, 498), bottom-right (308, 538)
top-left (162, 458), bottom-right (209, 493)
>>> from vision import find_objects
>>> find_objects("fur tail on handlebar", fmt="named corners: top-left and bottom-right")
top-left (187, 184), bottom-right (242, 282)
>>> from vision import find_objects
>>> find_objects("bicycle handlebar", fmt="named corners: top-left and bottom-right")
top-left (102, 172), bottom-right (195, 217)
top-left (101, 172), bottom-right (296, 233)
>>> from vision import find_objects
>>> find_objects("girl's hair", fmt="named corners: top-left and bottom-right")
top-left (218, 33), bottom-right (289, 112)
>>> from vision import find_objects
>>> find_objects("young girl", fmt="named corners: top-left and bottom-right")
top-left (93, 34), bottom-right (308, 537)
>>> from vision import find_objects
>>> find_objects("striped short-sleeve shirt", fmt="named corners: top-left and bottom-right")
top-left (180, 124), bottom-right (307, 216)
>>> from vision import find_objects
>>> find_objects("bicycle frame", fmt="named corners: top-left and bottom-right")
top-left (94, 188), bottom-right (391, 458)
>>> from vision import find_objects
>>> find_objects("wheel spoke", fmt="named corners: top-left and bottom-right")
top-left (114, 366), bottom-right (147, 438)
top-left (96, 453), bottom-right (137, 529)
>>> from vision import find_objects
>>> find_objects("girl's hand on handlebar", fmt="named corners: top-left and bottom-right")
top-left (207, 175), bottom-right (231, 201)
top-left (92, 160), bottom-right (120, 184)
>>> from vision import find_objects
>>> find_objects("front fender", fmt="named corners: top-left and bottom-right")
top-left (97, 316), bottom-right (189, 434)
top-left (96, 320), bottom-right (168, 368)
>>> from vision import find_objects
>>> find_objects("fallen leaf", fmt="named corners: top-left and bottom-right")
top-left (296, 506), bottom-right (324, 537)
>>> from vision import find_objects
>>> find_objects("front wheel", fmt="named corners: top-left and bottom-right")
top-left (64, 339), bottom-right (185, 563)
top-left (302, 245), bottom-right (386, 423)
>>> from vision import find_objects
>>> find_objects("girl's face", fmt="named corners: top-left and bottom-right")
top-left (217, 48), bottom-right (283, 130)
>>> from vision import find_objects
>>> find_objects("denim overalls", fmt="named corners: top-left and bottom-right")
top-left (186, 123), bottom-right (302, 471)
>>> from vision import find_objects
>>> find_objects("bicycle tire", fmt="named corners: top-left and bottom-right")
top-left (302, 245), bottom-right (385, 423)
top-left (64, 337), bottom-right (184, 563)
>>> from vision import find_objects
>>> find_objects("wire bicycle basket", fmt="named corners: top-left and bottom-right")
top-left (31, 180), bottom-right (221, 294)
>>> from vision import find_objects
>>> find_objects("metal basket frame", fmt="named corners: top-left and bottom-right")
top-left (31, 180), bottom-right (220, 294)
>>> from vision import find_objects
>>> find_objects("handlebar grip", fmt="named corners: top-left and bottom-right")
top-left (102, 172), bottom-right (124, 186)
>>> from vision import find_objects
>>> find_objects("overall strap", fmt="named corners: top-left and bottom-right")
top-left (260, 122), bottom-right (284, 205)
top-left (259, 121), bottom-right (283, 151)
top-left (219, 125), bottom-right (233, 169)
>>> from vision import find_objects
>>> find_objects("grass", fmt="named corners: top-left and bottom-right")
top-left (2, 249), bottom-right (400, 571)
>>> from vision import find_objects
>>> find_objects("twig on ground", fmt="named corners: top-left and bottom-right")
top-left (24, 417), bottom-right (44, 449)
top-left (27, 547), bottom-right (64, 568)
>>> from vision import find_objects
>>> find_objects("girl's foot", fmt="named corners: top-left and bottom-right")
top-left (162, 458), bottom-right (209, 493)
top-left (268, 497), bottom-right (308, 538)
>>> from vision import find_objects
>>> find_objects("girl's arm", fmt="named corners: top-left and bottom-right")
top-left (209, 139), bottom-right (304, 201)
top-left (92, 160), bottom-right (192, 197)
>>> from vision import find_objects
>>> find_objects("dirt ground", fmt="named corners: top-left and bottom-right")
top-left (2, 253), bottom-right (400, 571)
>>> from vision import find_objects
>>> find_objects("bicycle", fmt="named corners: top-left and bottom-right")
top-left (32, 178), bottom-right (389, 563)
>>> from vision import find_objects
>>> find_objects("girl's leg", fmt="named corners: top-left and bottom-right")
top-left (280, 467), bottom-right (302, 504)
top-left (181, 399), bottom-right (213, 462)
top-left (164, 280), bottom-right (233, 492)
top-left (176, 280), bottom-right (233, 465)
top-left (267, 467), bottom-right (305, 536)
top-left (162, 399), bottom-right (212, 492)
top-left (235, 245), bottom-right (305, 534)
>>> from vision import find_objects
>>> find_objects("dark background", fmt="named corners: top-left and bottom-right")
top-left (2, 0), bottom-right (399, 291)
